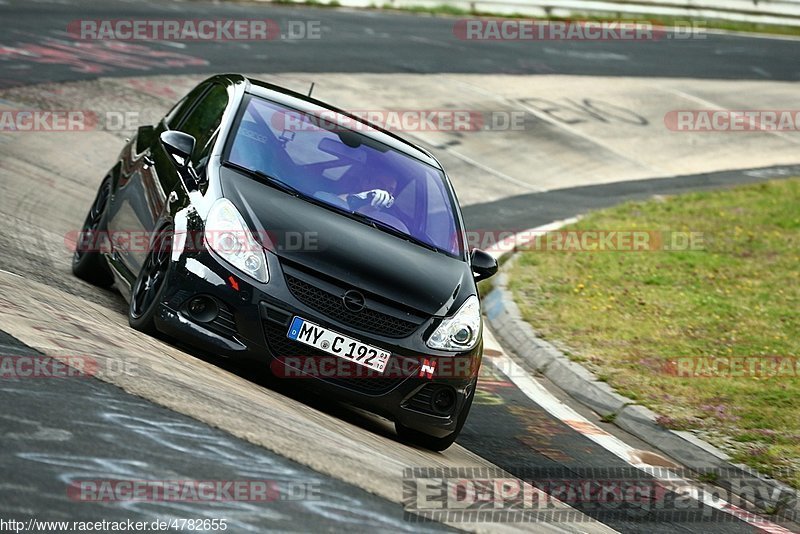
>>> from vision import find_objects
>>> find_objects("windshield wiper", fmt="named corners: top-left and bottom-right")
top-left (223, 162), bottom-right (301, 197)
top-left (346, 211), bottom-right (442, 253)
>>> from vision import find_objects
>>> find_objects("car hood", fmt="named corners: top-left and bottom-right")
top-left (219, 166), bottom-right (469, 316)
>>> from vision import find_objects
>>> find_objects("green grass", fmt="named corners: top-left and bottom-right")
top-left (388, 3), bottom-right (472, 16)
top-left (697, 471), bottom-right (719, 484)
top-left (212, 0), bottom-right (800, 37)
top-left (391, 6), bottom-right (800, 37)
top-left (509, 178), bottom-right (800, 488)
top-left (599, 412), bottom-right (617, 423)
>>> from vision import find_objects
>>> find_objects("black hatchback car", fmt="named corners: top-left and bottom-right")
top-left (73, 74), bottom-right (497, 450)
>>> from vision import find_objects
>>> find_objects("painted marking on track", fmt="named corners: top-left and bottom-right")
top-left (659, 86), bottom-right (800, 146)
top-left (0, 269), bottom-right (23, 278)
top-left (543, 48), bottom-right (629, 61)
top-left (562, 419), bottom-right (612, 436)
top-left (454, 80), bottom-right (667, 176)
top-left (0, 34), bottom-right (208, 74)
top-left (406, 129), bottom-right (543, 192)
top-left (408, 35), bottom-right (459, 49)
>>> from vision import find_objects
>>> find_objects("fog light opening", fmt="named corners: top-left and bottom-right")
top-left (187, 296), bottom-right (218, 323)
top-left (431, 387), bottom-right (456, 416)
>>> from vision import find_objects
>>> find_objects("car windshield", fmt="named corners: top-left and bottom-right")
top-left (224, 95), bottom-right (463, 257)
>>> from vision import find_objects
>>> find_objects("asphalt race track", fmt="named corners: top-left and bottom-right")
top-left (1, 0), bottom-right (799, 532)
top-left (1, 0), bottom-right (800, 87)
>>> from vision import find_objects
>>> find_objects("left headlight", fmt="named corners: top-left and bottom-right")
top-left (426, 295), bottom-right (481, 351)
top-left (204, 198), bottom-right (269, 283)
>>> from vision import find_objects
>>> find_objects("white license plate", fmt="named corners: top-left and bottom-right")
top-left (286, 317), bottom-right (391, 373)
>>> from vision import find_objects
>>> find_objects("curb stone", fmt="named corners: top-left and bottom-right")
top-left (484, 252), bottom-right (797, 518)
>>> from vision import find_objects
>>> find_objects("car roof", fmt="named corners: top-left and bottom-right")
top-left (211, 74), bottom-right (442, 170)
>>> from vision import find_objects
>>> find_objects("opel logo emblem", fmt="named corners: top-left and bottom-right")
top-left (342, 290), bottom-right (365, 312)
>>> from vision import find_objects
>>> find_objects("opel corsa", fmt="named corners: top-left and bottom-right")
top-left (73, 74), bottom-right (498, 450)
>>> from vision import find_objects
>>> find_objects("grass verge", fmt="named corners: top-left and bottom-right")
top-left (395, 5), bottom-right (800, 37)
top-left (246, 0), bottom-right (800, 37)
top-left (508, 178), bottom-right (800, 488)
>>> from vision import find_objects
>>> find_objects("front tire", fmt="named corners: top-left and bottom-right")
top-left (395, 379), bottom-right (476, 451)
top-left (72, 177), bottom-right (114, 287)
top-left (128, 226), bottom-right (173, 335)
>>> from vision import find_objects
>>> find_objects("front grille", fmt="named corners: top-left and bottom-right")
top-left (284, 274), bottom-right (420, 338)
top-left (262, 320), bottom-right (418, 395)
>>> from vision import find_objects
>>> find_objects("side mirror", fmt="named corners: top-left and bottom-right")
top-left (135, 125), bottom-right (155, 153)
top-left (471, 249), bottom-right (498, 282)
top-left (160, 130), bottom-right (195, 170)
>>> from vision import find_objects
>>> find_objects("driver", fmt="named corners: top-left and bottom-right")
top-left (343, 173), bottom-right (397, 209)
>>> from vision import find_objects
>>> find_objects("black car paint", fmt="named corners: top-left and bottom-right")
top-left (97, 74), bottom-right (492, 441)
top-left (219, 166), bottom-right (469, 316)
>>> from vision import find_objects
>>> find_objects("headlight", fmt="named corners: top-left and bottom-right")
top-left (427, 295), bottom-right (481, 351)
top-left (204, 198), bottom-right (269, 283)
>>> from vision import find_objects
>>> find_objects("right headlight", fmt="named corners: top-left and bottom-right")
top-left (204, 198), bottom-right (269, 283)
top-left (426, 295), bottom-right (481, 351)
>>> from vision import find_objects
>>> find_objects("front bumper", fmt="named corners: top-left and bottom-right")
top-left (153, 247), bottom-right (482, 438)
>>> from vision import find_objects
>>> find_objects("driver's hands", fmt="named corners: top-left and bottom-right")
top-left (353, 189), bottom-right (394, 208)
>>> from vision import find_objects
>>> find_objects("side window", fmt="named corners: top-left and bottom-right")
top-left (164, 82), bottom-right (211, 129)
top-left (177, 84), bottom-right (230, 169)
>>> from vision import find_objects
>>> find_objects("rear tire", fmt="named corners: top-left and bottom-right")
top-left (128, 226), bottom-right (174, 335)
top-left (395, 379), bottom-right (476, 451)
top-left (72, 177), bottom-right (114, 287)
